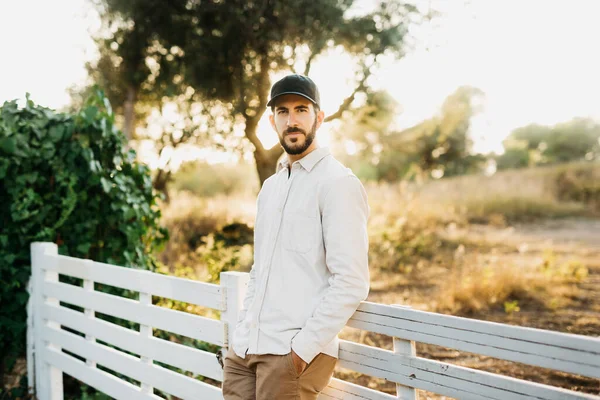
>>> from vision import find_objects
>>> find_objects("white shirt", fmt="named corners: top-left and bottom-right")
top-left (232, 147), bottom-right (370, 364)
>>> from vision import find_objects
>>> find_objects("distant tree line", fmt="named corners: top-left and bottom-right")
top-left (496, 118), bottom-right (600, 170)
top-left (331, 86), bottom-right (600, 183)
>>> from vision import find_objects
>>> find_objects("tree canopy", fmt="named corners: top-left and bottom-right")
top-left (86, 0), bottom-right (419, 187)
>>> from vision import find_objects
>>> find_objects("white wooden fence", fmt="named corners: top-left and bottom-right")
top-left (27, 242), bottom-right (600, 400)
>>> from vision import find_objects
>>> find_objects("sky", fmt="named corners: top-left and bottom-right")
top-left (1, 0), bottom-right (599, 164)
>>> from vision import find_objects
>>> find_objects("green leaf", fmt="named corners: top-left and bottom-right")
top-left (90, 160), bottom-right (102, 174)
top-left (77, 134), bottom-right (90, 149)
top-left (0, 136), bottom-right (16, 154)
top-left (49, 125), bottom-right (65, 142)
top-left (76, 243), bottom-right (91, 254)
top-left (41, 140), bottom-right (56, 159)
top-left (83, 106), bottom-right (99, 122)
top-left (103, 96), bottom-right (113, 116)
top-left (100, 177), bottom-right (112, 193)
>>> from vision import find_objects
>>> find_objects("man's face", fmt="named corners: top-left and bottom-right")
top-left (269, 95), bottom-right (324, 155)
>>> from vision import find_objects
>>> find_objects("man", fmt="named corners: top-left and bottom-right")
top-left (222, 74), bottom-right (370, 400)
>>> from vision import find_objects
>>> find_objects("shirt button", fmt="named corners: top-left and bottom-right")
top-left (251, 321), bottom-right (257, 328)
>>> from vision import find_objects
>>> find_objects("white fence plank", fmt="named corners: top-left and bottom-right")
top-left (349, 302), bottom-right (600, 378)
top-left (42, 326), bottom-right (224, 400)
top-left (43, 280), bottom-right (225, 346)
top-left (320, 378), bottom-right (397, 399)
top-left (45, 254), bottom-right (224, 310)
top-left (42, 303), bottom-right (223, 381)
top-left (356, 301), bottom-right (600, 357)
top-left (338, 340), bottom-right (598, 400)
top-left (42, 347), bottom-right (158, 400)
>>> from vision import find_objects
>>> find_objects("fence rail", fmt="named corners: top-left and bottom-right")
top-left (27, 242), bottom-right (600, 400)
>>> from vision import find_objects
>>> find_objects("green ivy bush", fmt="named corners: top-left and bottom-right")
top-left (0, 90), bottom-right (168, 395)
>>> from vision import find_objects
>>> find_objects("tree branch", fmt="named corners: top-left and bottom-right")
top-left (304, 40), bottom-right (327, 76)
top-left (323, 71), bottom-right (370, 122)
top-left (304, 51), bottom-right (316, 75)
top-left (257, 55), bottom-right (271, 111)
top-left (239, 62), bottom-right (249, 119)
top-left (245, 123), bottom-right (265, 153)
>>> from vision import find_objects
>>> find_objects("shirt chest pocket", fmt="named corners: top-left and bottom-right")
top-left (282, 212), bottom-right (319, 254)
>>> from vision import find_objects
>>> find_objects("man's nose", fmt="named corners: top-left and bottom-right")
top-left (286, 113), bottom-right (299, 126)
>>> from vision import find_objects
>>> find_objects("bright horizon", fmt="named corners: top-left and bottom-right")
top-left (2, 0), bottom-right (600, 168)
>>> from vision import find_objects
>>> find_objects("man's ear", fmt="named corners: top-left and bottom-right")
top-left (315, 109), bottom-right (325, 130)
top-left (269, 113), bottom-right (276, 131)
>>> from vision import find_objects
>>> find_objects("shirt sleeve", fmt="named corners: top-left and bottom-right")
top-left (291, 175), bottom-right (370, 363)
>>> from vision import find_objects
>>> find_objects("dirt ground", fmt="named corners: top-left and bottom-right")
top-left (336, 218), bottom-right (600, 399)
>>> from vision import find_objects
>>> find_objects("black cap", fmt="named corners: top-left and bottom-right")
top-left (267, 74), bottom-right (320, 109)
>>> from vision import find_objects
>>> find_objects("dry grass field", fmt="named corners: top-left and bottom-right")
top-left (158, 161), bottom-right (600, 398)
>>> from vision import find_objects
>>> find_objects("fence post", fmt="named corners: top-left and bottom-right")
top-left (83, 260), bottom-right (97, 371)
top-left (392, 304), bottom-right (417, 400)
top-left (26, 278), bottom-right (35, 396)
top-left (31, 242), bottom-right (63, 400)
top-left (219, 272), bottom-right (250, 349)
top-left (139, 291), bottom-right (154, 394)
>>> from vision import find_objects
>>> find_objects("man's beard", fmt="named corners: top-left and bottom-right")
top-left (278, 120), bottom-right (317, 155)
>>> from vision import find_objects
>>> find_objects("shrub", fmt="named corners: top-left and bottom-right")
top-left (555, 163), bottom-right (600, 212)
top-left (0, 91), bottom-right (167, 394)
top-left (170, 160), bottom-right (258, 198)
top-left (435, 250), bottom-right (588, 315)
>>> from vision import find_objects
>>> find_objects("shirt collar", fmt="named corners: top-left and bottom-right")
top-left (277, 147), bottom-right (330, 173)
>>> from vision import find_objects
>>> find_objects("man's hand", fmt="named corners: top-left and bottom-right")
top-left (291, 350), bottom-right (308, 375)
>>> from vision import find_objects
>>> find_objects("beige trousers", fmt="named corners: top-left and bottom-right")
top-left (222, 347), bottom-right (337, 400)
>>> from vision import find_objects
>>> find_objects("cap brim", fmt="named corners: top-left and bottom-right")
top-left (266, 92), bottom-right (318, 108)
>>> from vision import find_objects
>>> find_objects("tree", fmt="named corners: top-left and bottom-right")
top-left (70, 13), bottom-right (154, 142)
top-left (331, 90), bottom-right (400, 180)
top-left (411, 86), bottom-right (486, 177)
top-left (336, 86), bottom-right (486, 181)
top-left (498, 118), bottom-right (600, 169)
top-left (88, 0), bottom-right (419, 186)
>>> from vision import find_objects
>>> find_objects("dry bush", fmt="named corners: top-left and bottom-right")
top-left (435, 250), bottom-right (588, 314)
top-left (158, 191), bottom-right (256, 278)
top-left (365, 181), bottom-right (462, 229)
top-left (554, 162), bottom-right (600, 211)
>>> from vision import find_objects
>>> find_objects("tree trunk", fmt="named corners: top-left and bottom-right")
top-left (254, 145), bottom-right (283, 187)
top-left (123, 86), bottom-right (136, 142)
top-left (153, 168), bottom-right (172, 204)
top-left (244, 111), bottom-right (283, 186)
